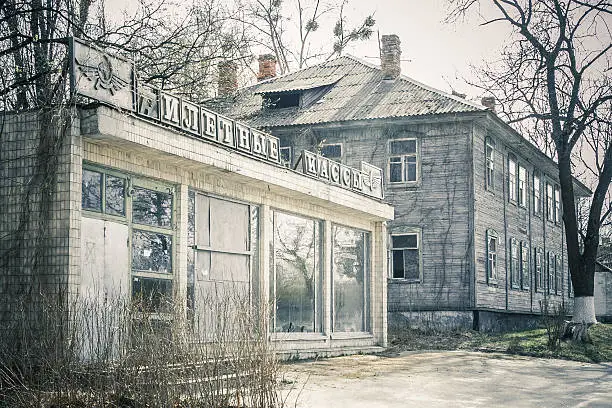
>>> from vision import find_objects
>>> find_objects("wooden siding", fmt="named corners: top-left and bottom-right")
top-left (472, 122), bottom-right (571, 314)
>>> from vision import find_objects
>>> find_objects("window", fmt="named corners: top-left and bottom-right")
top-left (520, 241), bottom-right (529, 289)
top-left (534, 247), bottom-right (544, 292)
top-left (510, 238), bottom-right (520, 289)
top-left (547, 183), bottom-right (554, 221)
top-left (568, 269), bottom-right (573, 297)
top-left (391, 233), bottom-right (420, 281)
top-left (280, 146), bottom-right (292, 167)
top-left (555, 255), bottom-right (562, 295)
top-left (518, 166), bottom-right (527, 207)
top-left (485, 137), bottom-right (495, 190)
top-left (388, 139), bottom-right (417, 183)
top-left (486, 230), bottom-right (498, 282)
top-left (508, 155), bottom-right (517, 202)
top-left (533, 173), bottom-right (541, 215)
top-left (547, 252), bottom-right (555, 295)
top-left (131, 183), bottom-right (175, 313)
top-left (264, 92), bottom-right (300, 109)
top-left (321, 143), bottom-right (342, 161)
top-left (82, 168), bottom-right (126, 216)
top-left (332, 225), bottom-right (369, 332)
top-left (271, 211), bottom-right (321, 333)
top-left (554, 186), bottom-right (561, 223)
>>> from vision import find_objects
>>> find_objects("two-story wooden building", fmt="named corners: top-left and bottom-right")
top-left (207, 35), bottom-right (591, 331)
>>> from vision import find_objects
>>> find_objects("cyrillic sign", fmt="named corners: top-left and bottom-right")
top-left (69, 38), bottom-right (382, 199)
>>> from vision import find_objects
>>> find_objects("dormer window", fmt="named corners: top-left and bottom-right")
top-left (264, 92), bottom-right (300, 109)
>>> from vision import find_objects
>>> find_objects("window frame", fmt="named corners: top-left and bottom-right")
top-left (485, 137), bottom-right (495, 191)
top-left (520, 241), bottom-right (530, 290)
top-left (510, 238), bottom-right (520, 289)
top-left (320, 143), bottom-right (343, 161)
top-left (508, 154), bottom-right (517, 203)
top-left (534, 247), bottom-right (544, 292)
top-left (331, 223), bottom-right (370, 333)
top-left (486, 229), bottom-right (498, 284)
top-left (533, 173), bottom-right (542, 216)
top-left (388, 138), bottom-right (419, 185)
top-left (82, 164), bottom-right (128, 221)
top-left (546, 182), bottom-right (554, 222)
top-left (554, 185), bottom-right (561, 224)
top-left (518, 165), bottom-right (527, 208)
top-left (279, 146), bottom-right (292, 167)
top-left (390, 231), bottom-right (421, 282)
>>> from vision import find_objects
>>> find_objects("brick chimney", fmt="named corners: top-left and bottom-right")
top-left (218, 60), bottom-right (238, 97)
top-left (257, 54), bottom-right (277, 82)
top-left (380, 34), bottom-right (401, 80)
top-left (481, 96), bottom-right (496, 112)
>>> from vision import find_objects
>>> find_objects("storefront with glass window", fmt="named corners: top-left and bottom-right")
top-left (76, 103), bottom-right (393, 356)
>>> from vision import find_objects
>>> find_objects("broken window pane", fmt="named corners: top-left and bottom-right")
top-left (333, 225), bottom-right (368, 332)
top-left (82, 169), bottom-right (102, 211)
top-left (132, 187), bottom-right (172, 228)
top-left (105, 175), bottom-right (125, 216)
top-left (132, 230), bottom-right (172, 273)
top-left (132, 276), bottom-right (173, 313)
top-left (273, 212), bottom-right (320, 333)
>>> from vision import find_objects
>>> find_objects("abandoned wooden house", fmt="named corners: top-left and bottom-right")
top-left (0, 38), bottom-right (394, 357)
top-left (206, 35), bottom-right (592, 332)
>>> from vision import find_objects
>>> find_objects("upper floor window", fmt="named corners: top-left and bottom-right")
top-left (485, 137), bottom-right (495, 190)
top-left (486, 230), bottom-right (498, 283)
top-left (389, 139), bottom-right (417, 183)
top-left (533, 173), bottom-right (542, 215)
top-left (554, 186), bottom-right (561, 223)
top-left (508, 155), bottom-right (517, 202)
top-left (391, 233), bottom-right (420, 281)
top-left (264, 92), bottom-right (300, 109)
top-left (321, 143), bottom-right (342, 161)
top-left (280, 146), bottom-right (292, 167)
top-left (518, 166), bottom-right (527, 207)
top-left (547, 183), bottom-right (554, 222)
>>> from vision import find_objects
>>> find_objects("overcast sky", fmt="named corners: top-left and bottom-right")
top-left (338, 0), bottom-right (511, 100)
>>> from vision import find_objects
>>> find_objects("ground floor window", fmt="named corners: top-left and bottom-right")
top-left (510, 238), bottom-right (520, 289)
top-left (520, 241), bottom-right (529, 290)
top-left (333, 225), bottom-right (369, 332)
top-left (271, 211), bottom-right (321, 333)
top-left (391, 233), bottom-right (419, 281)
top-left (486, 230), bottom-right (498, 283)
top-left (535, 247), bottom-right (544, 292)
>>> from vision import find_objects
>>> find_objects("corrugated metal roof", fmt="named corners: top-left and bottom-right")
top-left (205, 55), bottom-right (486, 127)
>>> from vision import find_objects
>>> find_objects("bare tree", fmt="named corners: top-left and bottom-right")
top-left (236, 0), bottom-right (375, 74)
top-left (447, 1), bottom-right (611, 332)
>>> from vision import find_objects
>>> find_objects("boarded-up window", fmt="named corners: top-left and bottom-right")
top-left (333, 225), bottom-right (369, 333)
top-left (192, 194), bottom-right (256, 335)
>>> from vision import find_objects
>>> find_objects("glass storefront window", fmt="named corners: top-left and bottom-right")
top-left (272, 211), bottom-right (321, 333)
top-left (333, 225), bottom-right (369, 332)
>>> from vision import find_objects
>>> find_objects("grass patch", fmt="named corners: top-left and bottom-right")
top-left (387, 324), bottom-right (612, 363)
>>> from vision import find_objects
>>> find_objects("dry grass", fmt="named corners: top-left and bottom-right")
top-left (0, 290), bottom-right (286, 407)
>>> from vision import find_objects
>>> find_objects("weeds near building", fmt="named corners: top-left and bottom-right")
top-left (0, 290), bottom-right (283, 408)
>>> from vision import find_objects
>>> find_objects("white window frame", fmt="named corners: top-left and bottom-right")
top-left (533, 173), bottom-right (541, 216)
top-left (390, 231), bottom-right (421, 282)
top-left (518, 165), bottom-right (527, 208)
top-left (520, 241), bottom-right (530, 290)
top-left (508, 155), bottom-right (517, 202)
top-left (554, 186), bottom-right (561, 224)
top-left (388, 138), bottom-right (418, 184)
top-left (510, 238), bottom-right (520, 289)
top-left (547, 183), bottom-right (554, 222)
top-left (320, 143), bottom-right (342, 161)
top-left (535, 247), bottom-right (544, 292)
top-left (485, 137), bottom-right (495, 190)
top-left (486, 229), bottom-right (498, 283)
